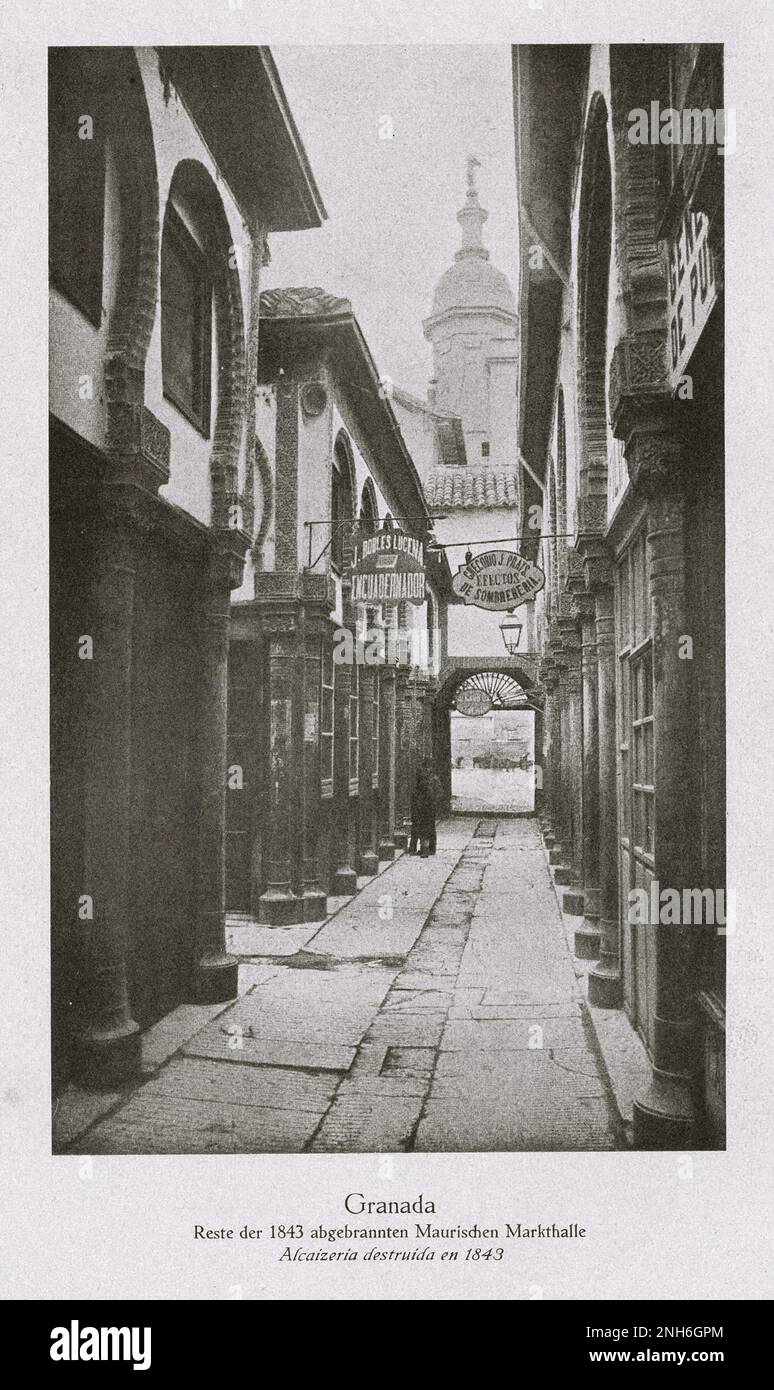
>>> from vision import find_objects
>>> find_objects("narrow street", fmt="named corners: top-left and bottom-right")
top-left (64, 819), bottom-right (623, 1155)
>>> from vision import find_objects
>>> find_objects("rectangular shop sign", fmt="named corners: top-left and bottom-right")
top-left (349, 525), bottom-right (427, 606)
top-left (667, 204), bottom-right (718, 383)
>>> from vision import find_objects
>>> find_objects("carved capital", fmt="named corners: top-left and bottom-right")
top-left (210, 525), bottom-right (251, 591)
top-left (581, 541), bottom-right (614, 596)
top-left (609, 332), bottom-right (671, 438)
top-left (571, 590), bottom-right (596, 624)
top-left (626, 429), bottom-right (685, 499)
top-left (106, 402), bottom-right (171, 493)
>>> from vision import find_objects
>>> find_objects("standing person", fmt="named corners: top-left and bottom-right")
top-left (410, 757), bottom-right (439, 857)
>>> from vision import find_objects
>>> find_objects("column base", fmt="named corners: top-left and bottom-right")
top-left (378, 839), bottom-right (396, 862)
top-left (548, 846), bottom-right (566, 865)
top-left (553, 865), bottom-right (574, 886)
top-left (633, 1070), bottom-right (695, 1150)
top-left (331, 867), bottom-right (357, 895)
top-left (574, 918), bottom-right (601, 959)
top-left (257, 890), bottom-right (304, 925)
top-left (393, 830), bottom-right (409, 850)
top-left (193, 955), bottom-right (239, 1004)
top-left (72, 1018), bottom-right (141, 1089)
top-left (587, 963), bottom-right (623, 1008)
top-left (359, 850), bottom-right (379, 875)
top-left (302, 889), bottom-right (328, 922)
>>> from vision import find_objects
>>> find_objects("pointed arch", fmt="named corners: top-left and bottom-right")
top-left (358, 477), bottom-right (379, 536)
top-left (331, 430), bottom-right (357, 572)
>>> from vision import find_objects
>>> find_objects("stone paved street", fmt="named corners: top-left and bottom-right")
top-left (62, 818), bottom-right (623, 1154)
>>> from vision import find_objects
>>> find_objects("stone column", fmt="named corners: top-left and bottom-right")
top-left (358, 667), bottom-right (379, 875)
top-left (393, 669), bottom-right (411, 848)
top-left (75, 508), bottom-right (141, 1084)
top-left (531, 705), bottom-right (544, 816)
top-left (378, 667), bottom-right (397, 860)
top-left (573, 593), bottom-right (601, 958)
top-left (193, 543), bottom-right (244, 1000)
top-left (633, 483), bottom-right (698, 1147)
top-left (589, 581), bottom-right (623, 1006)
top-left (547, 657), bottom-right (568, 862)
top-left (331, 654), bottom-right (358, 894)
top-left (301, 617), bottom-right (328, 921)
top-left (552, 617), bottom-right (583, 889)
top-left (258, 606), bottom-right (304, 924)
top-left (540, 660), bottom-right (559, 840)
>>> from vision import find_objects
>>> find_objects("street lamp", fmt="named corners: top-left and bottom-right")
top-left (499, 616), bottom-right (523, 654)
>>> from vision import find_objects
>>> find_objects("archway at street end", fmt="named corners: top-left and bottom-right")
top-left (433, 660), bottom-right (543, 816)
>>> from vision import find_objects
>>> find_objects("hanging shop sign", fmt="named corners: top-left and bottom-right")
top-left (455, 688), bottom-right (493, 717)
top-left (452, 549), bottom-right (545, 611)
top-left (350, 527), bottom-right (426, 606)
top-left (667, 204), bottom-right (718, 384)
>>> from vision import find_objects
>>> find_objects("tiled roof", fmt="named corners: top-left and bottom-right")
top-left (424, 467), bottom-right (520, 511)
top-left (260, 286), bottom-right (351, 319)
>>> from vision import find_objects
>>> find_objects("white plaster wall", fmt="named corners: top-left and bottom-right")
top-left (49, 140), bottom-right (121, 450)
top-left (390, 398), bottom-right (443, 484)
top-left (231, 385), bottom-right (277, 602)
top-left (297, 372), bottom-right (334, 574)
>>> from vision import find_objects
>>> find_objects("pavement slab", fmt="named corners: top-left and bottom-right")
top-left (137, 1057), bottom-right (337, 1112)
top-left (86, 1093), bottom-right (321, 1154)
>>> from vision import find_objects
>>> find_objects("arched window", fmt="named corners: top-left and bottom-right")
top-left (331, 434), bottom-right (354, 572)
top-left (359, 479), bottom-right (379, 536)
top-left (161, 202), bottom-right (212, 436)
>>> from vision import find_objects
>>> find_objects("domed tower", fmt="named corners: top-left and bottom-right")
top-left (423, 157), bottom-right (520, 470)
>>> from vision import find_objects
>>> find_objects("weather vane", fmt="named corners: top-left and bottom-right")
top-left (466, 154), bottom-right (481, 194)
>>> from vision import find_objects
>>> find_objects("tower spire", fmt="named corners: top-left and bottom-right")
top-left (456, 156), bottom-right (489, 261)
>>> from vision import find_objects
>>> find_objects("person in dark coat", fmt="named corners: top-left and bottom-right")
top-left (410, 758), bottom-right (440, 857)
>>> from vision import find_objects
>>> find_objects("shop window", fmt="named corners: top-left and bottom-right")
top-left (349, 663), bottom-right (359, 792)
top-left (617, 531), bottom-right (655, 864)
top-left (320, 644), bottom-right (334, 797)
top-left (631, 645), bottom-right (655, 859)
top-left (49, 49), bottom-right (106, 327)
top-left (161, 205), bottom-right (212, 436)
top-left (372, 672), bottom-right (380, 789)
top-left (481, 440), bottom-right (490, 458)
